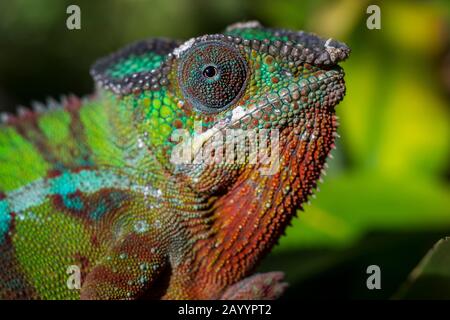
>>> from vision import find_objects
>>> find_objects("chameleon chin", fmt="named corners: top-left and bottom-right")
top-left (0, 21), bottom-right (349, 300)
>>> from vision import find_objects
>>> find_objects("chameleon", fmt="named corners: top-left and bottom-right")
top-left (0, 21), bottom-right (349, 300)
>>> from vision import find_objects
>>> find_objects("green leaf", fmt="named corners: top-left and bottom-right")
top-left (276, 173), bottom-right (450, 251)
top-left (394, 237), bottom-right (450, 299)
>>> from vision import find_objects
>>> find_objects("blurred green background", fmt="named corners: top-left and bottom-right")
top-left (0, 0), bottom-right (449, 299)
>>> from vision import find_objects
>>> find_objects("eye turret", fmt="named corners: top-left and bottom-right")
top-left (177, 41), bottom-right (248, 113)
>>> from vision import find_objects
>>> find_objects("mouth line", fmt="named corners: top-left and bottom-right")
top-left (177, 67), bottom-right (344, 167)
top-left (238, 71), bottom-right (343, 118)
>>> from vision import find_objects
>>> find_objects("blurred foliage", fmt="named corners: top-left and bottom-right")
top-left (395, 237), bottom-right (450, 299)
top-left (0, 0), bottom-right (449, 298)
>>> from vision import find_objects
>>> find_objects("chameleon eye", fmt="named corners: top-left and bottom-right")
top-left (202, 65), bottom-right (218, 78)
top-left (178, 41), bottom-right (248, 113)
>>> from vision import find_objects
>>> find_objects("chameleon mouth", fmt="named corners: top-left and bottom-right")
top-left (171, 65), bottom-right (345, 176)
top-left (186, 65), bottom-right (345, 150)
top-left (177, 66), bottom-right (345, 175)
top-left (223, 66), bottom-right (346, 131)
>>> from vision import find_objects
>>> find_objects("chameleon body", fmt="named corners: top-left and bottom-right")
top-left (0, 21), bottom-right (349, 300)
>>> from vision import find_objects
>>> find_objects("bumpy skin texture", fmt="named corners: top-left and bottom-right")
top-left (0, 21), bottom-right (349, 300)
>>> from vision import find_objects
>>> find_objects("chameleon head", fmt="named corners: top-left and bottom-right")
top-left (91, 21), bottom-right (350, 201)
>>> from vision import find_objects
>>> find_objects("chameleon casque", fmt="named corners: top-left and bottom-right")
top-left (0, 21), bottom-right (349, 300)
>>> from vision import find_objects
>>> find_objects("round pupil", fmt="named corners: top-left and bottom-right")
top-left (203, 65), bottom-right (217, 78)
